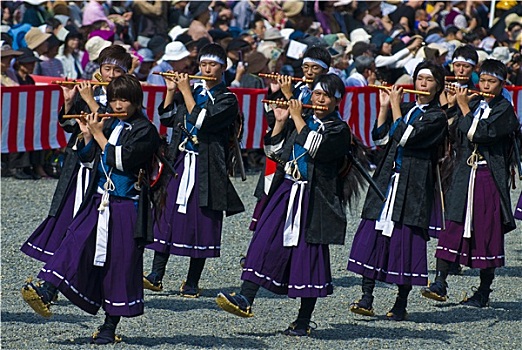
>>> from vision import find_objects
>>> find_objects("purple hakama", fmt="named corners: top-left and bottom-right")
top-left (436, 167), bottom-right (505, 269)
top-left (347, 219), bottom-right (429, 286)
top-left (428, 189), bottom-right (444, 238)
top-left (38, 193), bottom-right (144, 317)
top-left (514, 191), bottom-right (522, 220)
top-left (241, 178), bottom-right (333, 298)
top-left (148, 151), bottom-right (223, 258)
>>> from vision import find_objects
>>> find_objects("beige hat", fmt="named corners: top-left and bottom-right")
top-left (264, 27), bottom-right (284, 41)
top-left (427, 42), bottom-right (449, 56)
top-left (504, 13), bottom-right (522, 28)
top-left (282, 0), bottom-right (304, 18)
top-left (85, 36), bottom-right (112, 61)
top-left (24, 27), bottom-right (51, 50)
top-left (350, 28), bottom-right (371, 44)
top-left (488, 46), bottom-right (512, 64)
top-left (1, 44), bottom-right (23, 57)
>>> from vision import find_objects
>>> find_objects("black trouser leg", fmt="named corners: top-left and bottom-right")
top-left (479, 267), bottom-right (495, 293)
top-left (296, 297), bottom-right (317, 326)
top-left (397, 284), bottom-right (413, 300)
top-left (185, 257), bottom-right (206, 287)
top-left (435, 258), bottom-right (450, 284)
top-left (151, 251), bottom-right (170, 280)
top-left (239, 280), bottom-right (260, 305)
top-left (104, 314), bottom-right (121, 328)
top-left (362, 276), bottom-right (376, 297)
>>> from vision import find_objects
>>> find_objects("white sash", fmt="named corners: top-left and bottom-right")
top-left (283, 179), bottom-right (307, 247)
top-left (176, 150), bottom-right (198, 214)
top-left (375, 172), bottom-right (400, 237)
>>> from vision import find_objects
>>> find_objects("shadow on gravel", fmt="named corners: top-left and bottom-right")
top-left (332, 276), bottom-right (362, 288)
top-left (493, 266), bottom-right (522, 277)
top-left (80, 334), bottom-right (268, 348)
top-left (1, 311), bottom-right (92, 324)
top-left (144, 296), bottom-right (218, 312)
top-left (313, 322), bottom-right (454, 342)
top-left (410, 303), bottom-right (520, 323)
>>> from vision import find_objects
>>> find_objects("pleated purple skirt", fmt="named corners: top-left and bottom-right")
top-left (241, 178), bottom-right (333, 298)
top-left (39, 193), bottom-right (144, 317)
top-left (148, 152), bottom-right (223, 258)
top-left (436, 167), bottom-right (505, 269)
top-left (347, 219), bottom-right (428, 286)
top-left (514, 191), bottom-right (522, 220)
top-left (20, 178), bottom-right (77, 262)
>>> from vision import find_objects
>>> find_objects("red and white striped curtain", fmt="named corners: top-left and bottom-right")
top-left (2, 85), bottom-right (522, 153)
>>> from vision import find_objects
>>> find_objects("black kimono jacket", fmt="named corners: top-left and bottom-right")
top-left (264, 111), bottom-right (352, 245)
top-left (75, 112), bottom-right (161, 245)
top-left (445, 95), bottom-right (519, 233)
top-left (48, 87), bottom-right (109, 217)
top-left (361, 100), bottom-right (448, 230)
top-left (159, 84), bottom-right (245, 216)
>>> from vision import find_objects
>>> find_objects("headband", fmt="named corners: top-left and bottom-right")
top-left (452, 56), bottom-right (476, 66)
top-left (417, 68), bottom-right (434, 77)
top-left (480, 71), bottom-right (504, 81)
top-left (199, 54), bottom-right (225, 65)
top-left (313, 82), bottom-right (342, 99)
top-left (100, 59), bottom-right (128, 73)
top-left (303, 57), bottom-right (328, 69)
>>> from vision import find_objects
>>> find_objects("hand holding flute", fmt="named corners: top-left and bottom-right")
top-left (369, 84), bottom-right (431, 96)
top-left (52, 80), bottom-right (109, 86)
top-left (445, 82), bottom-right (495, 98)
top-left (258, 73), bottom-right (314, 84)
top-left (261, 99), bottom-right (328, 111)
top-left (62, 112), bottom-right (128, 119)
top-left (153, 71), bottom-right (217, 81)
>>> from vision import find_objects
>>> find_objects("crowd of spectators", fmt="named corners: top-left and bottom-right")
top-left (1, 0), bottom-right (522, 178)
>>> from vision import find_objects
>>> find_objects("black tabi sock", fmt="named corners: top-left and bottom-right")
top-left (435, 258), bottom-right (450, 283)
top-left (186, 258), bottom-right (206, 287)
top-left (104, 314), bottom-right (121, 328)
top-left (41, 282), bottom-right (58, 298)
top-left (479, 267), bottom-right (495, 293)
top-left (296, 297), bottom-right (317, 325)
top-left (239, 280), bottom-right (260, 305)
top-left (151, 251), bottom-right (170, 280)
top-left (362, 276), bottom-right (376, 297)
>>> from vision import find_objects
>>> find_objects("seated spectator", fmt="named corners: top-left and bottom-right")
top-left (56, 28), bottom-right (83, 79)
top-left (1, 44), bottom-right (22, 86)
top-left (37, 34), bottom-right (64, 77)
top-left (346, 55), bottom-right (376, 87)
top-left (146, 41), bottom-right (191, 86)
top-left (231, 51), bottom-right (269, 88)
top-left (187, 1), bottom-right (213, 42)
top-left (82, 36), bottom-right (111, 80)
top-left (134, 47), bottom-right (155, 81)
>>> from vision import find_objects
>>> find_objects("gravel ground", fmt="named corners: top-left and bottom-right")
top-left (1, 174), bottom-right (521, 350)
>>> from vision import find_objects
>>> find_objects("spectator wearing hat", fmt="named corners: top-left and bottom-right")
top-left (36, 34), bottom-right (64, 77)
top-left (187, 1), bottom-right (213, 43)
top-left (232, 51), bottom-right (269, 88)
top-left (132, 0), bottom-right (169, 49)
top-left (147, 41), bottom-right (191, 86)
top-left (134, 47), bottom-right (155, 81)
top-left (82, 0), bottom-right (115, 33)
top-left (147, 33), bottom-right (171, 62)
top-left (81, 36), bottom-right (111, 80)
top-left (263, 27), bottom-right (284, 48)
top-left (13, 47), bottom-right (41, 84)
top-left (57, 28), bottom-right (83, 79)
top-left (24, 27), bottom-right (51, 57)
top-left (1, 44), bottom-right (22, 86)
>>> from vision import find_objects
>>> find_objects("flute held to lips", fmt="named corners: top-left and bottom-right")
top-left (368, 84), bottom-right (431, 96)
top-left (52, 80), bottom-right (109, 86)
top-left (62, 113), bottom-right (128, 119)
top-left (444, 83), bottom-right (495, 98)
top-left (258, 73), bottom-right (314, 84)
top-left (152, 72), bottom-right (217, 81)
top-left (261, 99), bottom-right (329, 111)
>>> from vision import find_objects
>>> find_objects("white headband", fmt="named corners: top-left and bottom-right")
top-left (417, 68), bottom-right (434, 77)
top-left (100, 59), bottom-right (128, 73)
top-left (480, 71), bottom-right (504, 81)
top-left (452, 56), bottom-right (476, 66)
top-left (303, 57), bottom-right (328, 69)
top-left (313, 82), bottom-right (342, 99)
top-left (199, 54), bottom-right (225, 65)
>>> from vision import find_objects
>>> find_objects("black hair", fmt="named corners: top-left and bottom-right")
top-left (303, 46), bottom-right (331, 68)
top-left (97, 44), bottom-right (133, 70)
top-left (312, 73), bottom-right (345, 101)
top-left (198, 43), bottom-right (227, 65)
top-left (508, 22), bottom-right (522, 31)
top-left (107, 74), bottom-right (144, 109)
top-left (45, 18), bottom-right (62, 30)
top-left (452, 44), bottom-right (478, 65)
top-left (413, 60), bottom-right (445, 96)
top-left (480, 59), bottom-right (507, 81)
top-left (445, 26), bottom-right (460, 36)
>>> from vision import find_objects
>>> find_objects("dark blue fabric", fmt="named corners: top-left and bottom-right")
top-left (393, 106), bottom-right (423, 171)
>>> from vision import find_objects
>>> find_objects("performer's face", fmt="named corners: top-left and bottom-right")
top-left (199, 59), bottom-right (224, 85)
top-left (311, 88), bottom-right (338, 117)
top-left (100, 63), bottom-right (126, 83)
top-left (301, 62), bottom-right (325, 80)
top-left (453, 61), bottom-right (474, 78)
top-left (478, 74), bottom-right (503, 97)
top-left (109, 97), bottom-right (136, 119)
top-left (415, 72), bottom-right (438, 103)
